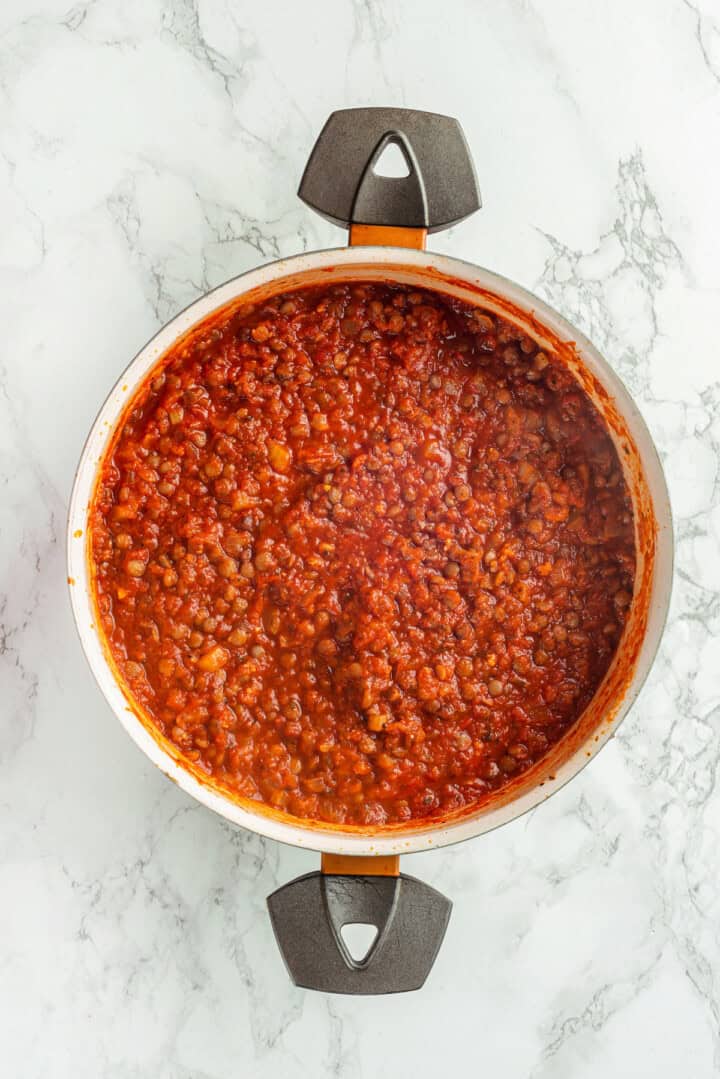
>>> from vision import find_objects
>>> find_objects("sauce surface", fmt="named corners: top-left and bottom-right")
top-left (90, 284), bottom-right (635, 826)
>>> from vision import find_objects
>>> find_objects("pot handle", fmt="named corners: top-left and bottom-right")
top-left (298, 107), bottom-right (481, 235)
top-left (267, 854), bottom-right (451, 994)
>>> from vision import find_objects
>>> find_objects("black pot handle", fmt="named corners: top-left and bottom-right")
top-left (267, 869), bottom-right (452, 994)
top-left (298, 107), bottom-right (481, 234)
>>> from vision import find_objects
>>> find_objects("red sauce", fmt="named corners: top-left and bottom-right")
top-left (90, 284), bottom-right (636, 826)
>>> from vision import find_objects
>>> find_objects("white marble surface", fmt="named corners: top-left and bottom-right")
top-left (1, 0), bottom-right (718, 1075)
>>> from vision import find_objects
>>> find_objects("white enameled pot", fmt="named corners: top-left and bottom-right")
top-left (66, 109), bottom-right (673, 994)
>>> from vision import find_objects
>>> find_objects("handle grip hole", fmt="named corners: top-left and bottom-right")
top-left (372, 139), bottom-right (411, 178)
top-left (340, 922), bottom-right (380, 964)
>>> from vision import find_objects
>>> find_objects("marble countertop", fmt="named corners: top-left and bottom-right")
top-left (2, 1), bottom-right (718, 1075)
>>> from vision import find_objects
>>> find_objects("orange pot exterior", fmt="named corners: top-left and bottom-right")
top-left (349, 224), bottom-right (427, 249)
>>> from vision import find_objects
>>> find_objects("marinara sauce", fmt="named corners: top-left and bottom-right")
top-left (90, 284), bottom-right (635, 827)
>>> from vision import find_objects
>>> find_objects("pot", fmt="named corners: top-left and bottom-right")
top-left (67, 108), bottom-right (673, 994)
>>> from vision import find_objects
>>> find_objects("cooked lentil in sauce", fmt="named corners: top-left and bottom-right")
top-left (91, 284), bottom-right (635, 826)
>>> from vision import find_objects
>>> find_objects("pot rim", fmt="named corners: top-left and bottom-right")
top-left (67, 245), bottom-right (674, 856)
